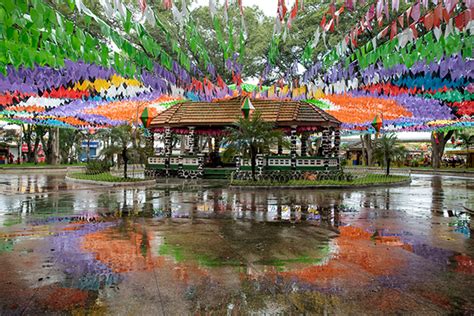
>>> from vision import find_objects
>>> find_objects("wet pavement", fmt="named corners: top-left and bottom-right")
top-left (0, 173), bottom-right (473, 314)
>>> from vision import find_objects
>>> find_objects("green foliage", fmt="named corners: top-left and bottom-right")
top-left (191, 5), bottom-right (273, 80)
top-left (222, 111), bottom-right (285, 180)
top-left (455, 130), bottom-right (474, 150)
top-left (98, 125), bottom-right (148, 178)
top-left (85, 160), bottom-right (111, 175)
top-left (373, 134), bottom-right (407, 176)
top-left (59, 128), bottom-right (82, 163)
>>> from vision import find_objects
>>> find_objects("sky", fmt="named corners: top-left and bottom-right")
top-left (193, 0), bottom-right (296, 17)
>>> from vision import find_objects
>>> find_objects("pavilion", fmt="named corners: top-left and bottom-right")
top-left (146, 97), bottom-right (341, 179)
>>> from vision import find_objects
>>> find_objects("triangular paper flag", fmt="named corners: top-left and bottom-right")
top-left (241, 98), bottom-right (255, 118)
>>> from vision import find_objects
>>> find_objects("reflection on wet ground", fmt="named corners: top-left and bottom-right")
top-left (0, 173), bottom-right (473, 314)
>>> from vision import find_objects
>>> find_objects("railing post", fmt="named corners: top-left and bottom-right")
top-left (235, 155), bottom-right (241, 171)
top-left (197, 153), bottom-right (204, 178)
top-left (178, 155), bottom-right (183, 177)
top-left (257, 154), bottom-right (265, 179)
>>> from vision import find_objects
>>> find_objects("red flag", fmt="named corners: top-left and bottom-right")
top-left (278, 0), bottom-right (287, 21)
top-left (325, 18), bottom-right (335, 32)
top-left (424, 12), bottom-right (434, 30)
top-left (398, 14), bottom-right (404, 27)
top-left (163, 0), bottom-right (172, 9)
top-left (335, 5), bottom-right (344, 25)
top-left (217, 75), bottom-right (225, 89)
top-left (290, 0), bottom-right (299, 19)
top-left (238, 0), bottom-right (243, 14)
top-left (442, 7), bottom-right (450, 21)
top-left (320, 15), bottom-right (327, 27)
top-left (434, 4), bottom-right (442, 26)
top-left (454, 12), bottom-right (465, 29)
top-left (138, 0), bottom-right (147, 13)
top-left (390, 21), bottom-right (397, 39)
top-left (368, 4), bottom-right (375, 20)
top-left (409, 22), bottom-right (418, 38)
top-left (329, 2), bottom-right (336, 15)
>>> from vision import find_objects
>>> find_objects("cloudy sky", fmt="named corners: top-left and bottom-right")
top-left (193, 0), bottom-right (297, 17)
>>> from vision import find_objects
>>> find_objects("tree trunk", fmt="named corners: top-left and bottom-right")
top-left (386, 158), bottom-right (390, 176)
top-left (361, 134), bottom-right (373, 166)
top-left (86, 138), bottom-right (91, 163)
top-left (122, 147), bottom-right (128, 179)
top-left (250, 145), bottom-right (257, 181)
top-left (431, 131), bottom-right (453, 169)
top-left (32, 136), bottom-right (40, 164)
top-left (42, 128), bottom-right (56, 165)
top-left (22, 125), bottom-right (34, 163)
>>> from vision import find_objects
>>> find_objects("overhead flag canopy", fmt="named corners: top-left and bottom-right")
top-left (0, 0), bottom-right (471, 134)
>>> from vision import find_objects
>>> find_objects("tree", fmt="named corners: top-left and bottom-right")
top-left (221, 111), bottom-right (285, 181)
top-left (59, 129), bottom-right (83, 163)
top-left (360, 134), bottom-right (374, 166)
top-left (100, 125), bottom-right (147, 178)
top-left (431, 130), bottom-right (454, 169)
top-left (455, 131), bottom-right (474, 151)
top-left (455, 130), bottom-right (474, 168)
top-left (35, 126), bottom-right (60, 165)
top-left (373, 134), bottom-right (407, 176)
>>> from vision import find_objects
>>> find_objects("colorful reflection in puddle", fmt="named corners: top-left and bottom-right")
top-left (0, 174), bottom-right (472, 314)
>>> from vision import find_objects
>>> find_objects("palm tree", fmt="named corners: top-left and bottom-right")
top-left (221, 111), bottom-right (285, 181)
top-left (373, 134), bottom-right (407, 176)
top-left (455, 131), bottom-right (474, 168)
top-left (455, 131), bottom-right (474, 151)
top-left (100, 125), bottom-right (147, 178)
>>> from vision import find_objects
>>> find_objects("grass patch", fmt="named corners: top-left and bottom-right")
top-left (69, 172), bottom-right (143, 183)
top-left (232, 174), bottom-right (409, 187)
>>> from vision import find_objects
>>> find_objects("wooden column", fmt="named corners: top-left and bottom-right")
top-left (334, 128), bottom-right (341, 168)
top-left (300, 133), bottom-right (308, 157)
top-left (322, 128), bottom-right (330, 171)
top-left (290, 126), bottom-right (297, 170)
top-left (188, 127), bottom-right (197, 155)
top-left (164, 127), bottom-right (172, 177)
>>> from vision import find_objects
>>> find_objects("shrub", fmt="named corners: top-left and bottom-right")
top-left (85, 160), bottom-right (111, 175)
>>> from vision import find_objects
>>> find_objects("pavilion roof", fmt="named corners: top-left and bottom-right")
top-left (150, 97), bottom-right (341, 129)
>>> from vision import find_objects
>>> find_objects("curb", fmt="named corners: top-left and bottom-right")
top-left (0, 166), bottom-right (85, 174)
top-left (65, 176), bottom-right (156, 187)
top-left (229, 178), bottom-right (411, 190)
top-left (346, 167), bottom-right (474, 177)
